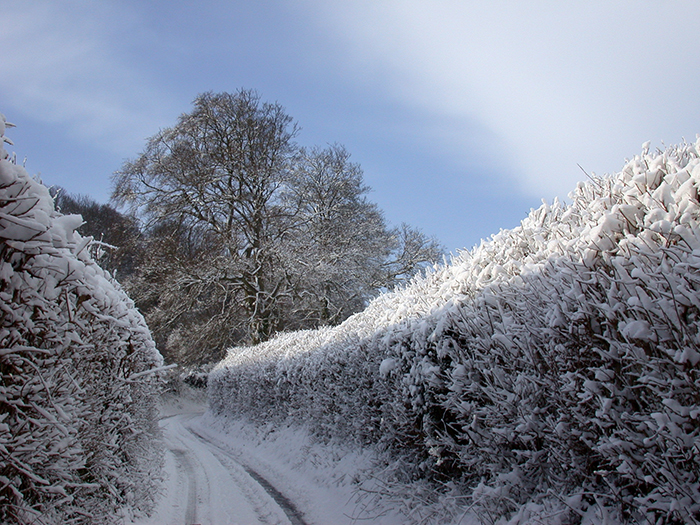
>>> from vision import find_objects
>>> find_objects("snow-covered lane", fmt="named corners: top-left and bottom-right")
top-left (134, 412), bottom-right (306, 525)
top-left (131, 388), bottom-right (407, 525)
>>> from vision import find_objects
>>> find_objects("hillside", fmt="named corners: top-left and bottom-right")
top-left (210, 139), bottom-right (700, 524)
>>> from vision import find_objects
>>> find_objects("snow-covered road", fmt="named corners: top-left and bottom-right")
top-left (130, 390), bottom-right (405, 525)
top-left (136, 411), bottom-right (309, 525)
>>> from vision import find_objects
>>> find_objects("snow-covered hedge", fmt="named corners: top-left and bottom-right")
top-left (210, 139), bottom-right (700, 524)
top-left (0, 115), bottom-right (164, 524)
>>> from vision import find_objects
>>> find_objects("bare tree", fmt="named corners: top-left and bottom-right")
top-left (113, 90), bottom-right (298, 348)
top-left (282, 145), bottom-right (393, 325)
top-left (112, 91), bottom-right (443, 364)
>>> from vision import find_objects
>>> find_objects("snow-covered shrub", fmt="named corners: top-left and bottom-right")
top-left (210, 139), bottom-right (700, 524)
top-left (0, 115), bottom-right (164, 524)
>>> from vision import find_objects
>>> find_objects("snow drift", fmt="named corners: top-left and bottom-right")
top-left (210, 139), bottom-right (700, 523)
top-left (0, 115), bottom-right (163, 524)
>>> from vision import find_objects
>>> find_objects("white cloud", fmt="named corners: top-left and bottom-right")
top-left (301, 0), bottom-right (700, 198)
top-left (3, 0), bottom-right (699, 206)
top-left (0, 1), bottom-right (178, 154)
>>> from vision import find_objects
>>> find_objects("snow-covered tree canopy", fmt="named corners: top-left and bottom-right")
top-left (210, 138), bottom-right (700, 524)
top-left (112, 90), bottom-right (443, 364)
top-left (0, 113), bottom-right (163, 524)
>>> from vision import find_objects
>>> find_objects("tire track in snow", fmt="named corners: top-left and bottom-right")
top-left (171, 449), bottom-right (197, 525)
top-left (239, 465), bottom-right (306, 525)
top-left (145, 412), bottom-right (291, 525)
top-left (187, 425), bottom-right (309, 525)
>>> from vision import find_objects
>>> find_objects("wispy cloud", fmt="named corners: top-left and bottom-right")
top-left (301, 0), bottom-right (700, 198)
top-left (0, 1), bottom-right (178, 154)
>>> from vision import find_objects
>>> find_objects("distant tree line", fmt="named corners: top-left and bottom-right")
top-left (59, 90), bottom-right (443, 365)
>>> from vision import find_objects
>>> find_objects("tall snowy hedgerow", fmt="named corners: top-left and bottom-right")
top-left (0, 114), bottom-right (164, 524)
top-left (210, 138), bottom-right (700, 524)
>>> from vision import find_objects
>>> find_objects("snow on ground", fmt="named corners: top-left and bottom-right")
top-left (132, 386), bottom-right (413, 525)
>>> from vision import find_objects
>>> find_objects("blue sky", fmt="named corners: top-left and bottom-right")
top-left (2, 1), bottom-right (699, 253)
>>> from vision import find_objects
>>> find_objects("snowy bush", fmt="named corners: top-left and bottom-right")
top-left (0, 114), bottom-right (164, 524)
top-left (210, 139), bottom-right (700, 524)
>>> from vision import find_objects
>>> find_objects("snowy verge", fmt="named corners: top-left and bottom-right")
top-left (193, 413), bottom-right (409, 525)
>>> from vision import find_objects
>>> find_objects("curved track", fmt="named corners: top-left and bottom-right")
top-left (136, 413), bottom-right (308, 525)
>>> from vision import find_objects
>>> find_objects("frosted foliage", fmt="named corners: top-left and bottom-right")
top-left (0, 115), bottom-right (163, 524)
top-left (211, 139), bottom-right (700, 524)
